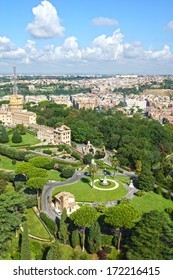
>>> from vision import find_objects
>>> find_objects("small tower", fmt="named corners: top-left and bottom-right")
top-left (12, 66), bottom-right (18, 95)
top-left (9, 66), bottom-right (23, 112)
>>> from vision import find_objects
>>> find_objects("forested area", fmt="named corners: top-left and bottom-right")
top-left (25, 101), bottom-right (173, 170)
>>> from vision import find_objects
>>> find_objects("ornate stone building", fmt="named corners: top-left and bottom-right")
top-left (37, 124), bottom-right (71, 146)
top-left (54, 191), bottom-right (79, 215)
top-left (0, 94), bottom-right (36, 126)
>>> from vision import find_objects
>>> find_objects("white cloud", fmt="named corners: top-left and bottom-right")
top-left (167, 20), bottom-right (173, 30)
top-left (54, 37), bottom-right (82, 61)
top-left (26, 0), bottom-right (65, 38)
top-left (145, 45), bottom-right (172, 60)
top-left (92, 17), bottom-right (118, 27)
top-left (0, 36), bottom-right (26, 60)
top-left (123, 42), bottom-right (144, 58)
top-left (87, 29), bottom-right (124, 60)
top-left (0, 30), bottom-right (173, 74)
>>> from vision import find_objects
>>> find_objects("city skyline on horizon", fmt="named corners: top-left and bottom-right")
top-left (1, 0), bottom-right (173, 75)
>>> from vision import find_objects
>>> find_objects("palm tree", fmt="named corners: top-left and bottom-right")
top-left (110, 156), bottom-right (119, 176)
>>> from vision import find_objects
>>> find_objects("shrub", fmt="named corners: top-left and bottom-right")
top-left (0, 144), bottom-right (27, 161)
top-left (25, 154), bottom-right (37, 162)
top-left (61, 166), bottom-right (75, 178)
top-left (43, 149), bottom-right (52, 155)
top-left (103, 245), bottom-right (112, 254)
top-left (40, 212), bottom-right (56, 236)
top-left (71, 152), bottom-right (81, 160)
top-left (135, 190), bottom-right (145, 197)
top-left (11, 159), bottom-right (16, 165)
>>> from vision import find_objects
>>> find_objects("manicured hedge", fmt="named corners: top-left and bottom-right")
top-left (40, 212), bottom-right (56, 236)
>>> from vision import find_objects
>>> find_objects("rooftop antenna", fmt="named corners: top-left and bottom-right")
top-left (12, 65), bottom-right (18, 95)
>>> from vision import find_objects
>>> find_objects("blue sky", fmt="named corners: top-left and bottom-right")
top-left (0, 0), bottom-right (173, 74)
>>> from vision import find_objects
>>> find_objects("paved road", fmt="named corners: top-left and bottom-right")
top-left (41, 171), bottom-right (85, 221)
top-left (41, 169), bottom-right (137, 221)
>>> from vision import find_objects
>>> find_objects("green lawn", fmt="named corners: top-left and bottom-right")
top-left (52, 176), bottom-right (128, 202)
top-left (0, 155), bottom-right (19, 170)
top-left (6, 132), bottom-right (40, 147)
top-left (131, 191), bottom-right (173, 213)
top-left (47, 169), bottom-right (64, 181)
top-left (26, 208), bottom-right (52, 241)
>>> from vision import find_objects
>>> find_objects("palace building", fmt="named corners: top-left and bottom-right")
top-left (0, 67), bottom-right (37, 126)
top-left (37, 124), bottom-right (71, 146)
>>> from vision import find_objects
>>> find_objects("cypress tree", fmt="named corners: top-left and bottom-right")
top-left (0, 125), bottom-right (9, 143)
top-left (58, 208), bottom-right (69, 244)
top-left (71, 229), bottom-right (80, 248)
top-left (12, 129), bottom-right (22, 143)
top-left (87, 221), bottom-right (101, 253)
top-left (21, 222), bottom-right (31, 260)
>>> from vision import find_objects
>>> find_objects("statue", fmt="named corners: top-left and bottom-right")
top-left (129, 180), bottom-right (134, 188)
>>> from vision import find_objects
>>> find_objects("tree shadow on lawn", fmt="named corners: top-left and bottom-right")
top-left (80, 177), bottom-right (91, 187)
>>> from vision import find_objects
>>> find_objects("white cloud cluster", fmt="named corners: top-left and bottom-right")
top-left (26, 0), bottom-right (65, 38)
top-left (92, 17), bottom-right (118, 27)
top-left (0, 1), bottom-right (173, 73)
top-left (0, 36), bottom-right (25, 60)
top-left (145, 45), bottom-right (172, 60)
top-left (1, 28), bottom-right (172, 73)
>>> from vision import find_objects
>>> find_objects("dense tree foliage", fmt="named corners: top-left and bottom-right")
top-left (58, 209), bottom-right (69, 245)
top-left (0, 192), bottom-right (26, 256)
top-left (61, 166), bottom-right (75, 178)
top-left (46, 241), bottom-right (63, 260)
top-left (12, 130), bottom-right (22, 143)
top-left (25, 102), bottom-right (173, 170)
top-left (0, 144), bottom-right (26, 161)
top-left (29, 156), bottom-right (54, 170)
top-left (70, 205), bottom-right (97, 251)
top-left (104, 204), bottom-right (140, 252)
top-left (137, 167), bottom-right (155, 191)
top-left (87, 221), bottom-right (101, 254)
top-left (0, 125), bottom-right (9, 143)
top-left (127, 210), bottom-right (173, 260)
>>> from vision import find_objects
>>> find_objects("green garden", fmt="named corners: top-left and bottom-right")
top-left (52, 176), bottom-right (128, 202)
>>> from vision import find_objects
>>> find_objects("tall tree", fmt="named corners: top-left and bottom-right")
top-left (110, 156), bottom-right (119, 176)
top-left (0, 125), bottom-right (9, 143)
top-left (58, 208), bottom-right (69, 245)
top-left (137, 167), bottom-right (155, 191)
top-left (71, 229), bottom-right (80, 248)
top-left (46, 241), bottom-right (63, 260)
top-left (87, 221), bottom-right (101, 254)
top-left (26, 177), bottom-right (47, 211)
top-left (16, 124), bottom-right (26, 135)
top-left (12, 129), bottom-right (22, 143)
top-left (127, 210), bottom-right (173, 260)
top-left (104, 204), bottom-right (140, 252)
top-left (70, 205), bottom-right (97, 251)
top-left (0, 192), bottom-right (26, 256)
top-left (21, 222), bottom-right (31, 260)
